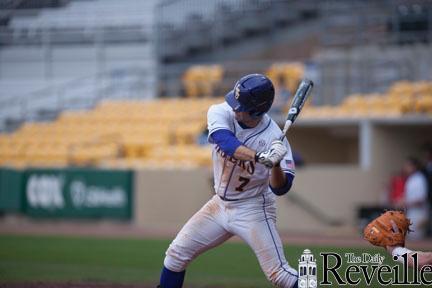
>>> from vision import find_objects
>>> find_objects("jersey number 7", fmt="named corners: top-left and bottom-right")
top-left (235, 176), bottom-right (250, 192)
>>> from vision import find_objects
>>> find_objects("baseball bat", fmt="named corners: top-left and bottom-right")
top-left (280, 79), bottom-right (314, 140)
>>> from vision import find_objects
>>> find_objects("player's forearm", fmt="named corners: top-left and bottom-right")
top-left (418, 252), bottom-right (432, 268)
top-left (211, 130), bottom-right (256, 161)
top-left (233, 145), bottom-right (257, 161)
top-left (211, 129), bottom-right (262, 162)
top-left (270, 166), bottom-right (286, 189)
top-left (405, 252), bottom-right (432, 269)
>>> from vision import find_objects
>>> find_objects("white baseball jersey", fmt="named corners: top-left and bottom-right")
top-left (405, 172), bottom-right (429, 240)
top-left (207, 102), bottom-right (295, 200)
top-left (163, 101), bottom-right (299, 288)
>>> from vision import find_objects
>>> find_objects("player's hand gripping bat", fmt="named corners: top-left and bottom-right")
top-left (280, 79), bottom-right (314, 141)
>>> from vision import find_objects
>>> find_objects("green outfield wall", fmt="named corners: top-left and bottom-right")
top-left (0, 168), bottom-right (133, 220)
top-left (0, 168), bottom-right (25, 212)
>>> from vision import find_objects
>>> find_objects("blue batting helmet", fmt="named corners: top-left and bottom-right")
top-left (225, 74), bottom-right (275, 117)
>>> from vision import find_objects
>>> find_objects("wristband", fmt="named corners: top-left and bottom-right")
top-left (392, 247), bottom-right (413, 263)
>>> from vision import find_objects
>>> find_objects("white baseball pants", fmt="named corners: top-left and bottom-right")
top-left (163, 194), bottom-right (298, 287)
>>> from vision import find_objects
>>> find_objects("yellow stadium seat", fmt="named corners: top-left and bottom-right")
top-left (182, 65), bottom-right (225, 98)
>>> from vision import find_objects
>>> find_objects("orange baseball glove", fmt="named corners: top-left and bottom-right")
top-left (363, 211), bottom-right (411, 247)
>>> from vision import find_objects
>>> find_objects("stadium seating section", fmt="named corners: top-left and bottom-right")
top-left (0, 98), bottom-right (219, 169)
top-left (0, 78), bottom-right (431, 169)
top-left (182, 63), bottom-right (303, 98)
top-left (302, 81), bottom-right (432, 118)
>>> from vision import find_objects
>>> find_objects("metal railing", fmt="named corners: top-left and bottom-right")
top-left (155, 0), bottom-right (320, 62)
top-left (0, 67), bottom-right (155, 132)
top-left (154, 0), bottom-right (432, 63)
top-left (0, 25), bottom-right (152, 46)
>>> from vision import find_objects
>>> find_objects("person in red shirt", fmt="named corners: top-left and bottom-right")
top-left (388, 171), bottom-right (407, 208)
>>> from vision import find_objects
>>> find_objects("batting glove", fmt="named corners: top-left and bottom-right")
top-left (255, 140), bottom-right (287, 168)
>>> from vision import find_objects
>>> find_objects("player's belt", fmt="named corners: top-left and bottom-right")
top-left (218, 195), bottom-right (241, 202)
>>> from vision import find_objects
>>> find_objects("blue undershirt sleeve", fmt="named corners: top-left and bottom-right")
top-left (210, 129), bottom-right (242, 157)
top-left (270, 173), bottom-right (294, 196)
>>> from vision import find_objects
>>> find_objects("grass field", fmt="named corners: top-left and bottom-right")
top-left (0, 234), bottom-right (430, 287)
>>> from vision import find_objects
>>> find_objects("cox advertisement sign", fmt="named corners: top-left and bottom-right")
top-left (24, 168), bottom-right (133, 219)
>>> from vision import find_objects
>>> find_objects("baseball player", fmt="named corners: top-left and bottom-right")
top-left (158, 74), bottom-right (299, 288)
